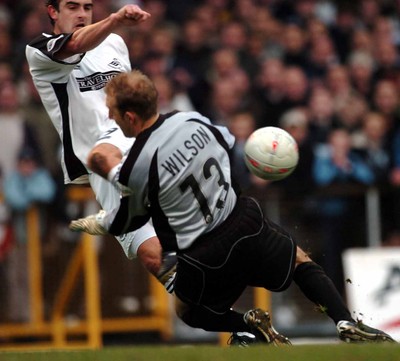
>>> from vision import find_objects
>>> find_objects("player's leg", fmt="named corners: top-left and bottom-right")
top-left (252, 198), bottom-right (396, 343)
top-left (175, 294), bottom-right (289, 346)
top-left (293, 246), bottom-right (395, 342)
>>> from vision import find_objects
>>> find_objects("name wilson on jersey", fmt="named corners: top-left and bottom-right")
top-left (161, 125), bottom-right (211, 177)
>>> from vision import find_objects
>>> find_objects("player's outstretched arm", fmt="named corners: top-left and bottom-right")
top-left (56, 5), bottom-right (150, 59)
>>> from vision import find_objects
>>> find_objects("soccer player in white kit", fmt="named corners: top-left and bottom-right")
top-left (25, 1), bottom-right (165, 278)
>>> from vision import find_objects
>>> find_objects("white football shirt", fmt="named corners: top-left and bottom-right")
top-left (26, 32), bottom-right (131, 184)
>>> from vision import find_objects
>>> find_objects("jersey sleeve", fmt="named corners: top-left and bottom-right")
top-left (28, 33), bottom-right (83, 63)
top-left (26, 33), bottom-right (84, 83)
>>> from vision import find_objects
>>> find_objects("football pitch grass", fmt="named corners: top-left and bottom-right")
top-left (1, 344), bottom-right (399, 361)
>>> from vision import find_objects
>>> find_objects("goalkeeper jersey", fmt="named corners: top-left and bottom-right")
top-left (25, 32), bottom-right (131, 184)
top-left (106, 111), bottom-right (240, 251)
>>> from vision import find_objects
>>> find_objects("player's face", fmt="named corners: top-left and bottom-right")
top-left (106, 94), bottom-right (134, 138)
top-left (52, 0), bottom-right (93, 34)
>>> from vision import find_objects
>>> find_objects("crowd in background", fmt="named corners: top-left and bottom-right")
top-left (1, 0), bottom-right (400, 320)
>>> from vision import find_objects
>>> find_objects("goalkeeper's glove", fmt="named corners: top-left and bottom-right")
top-left (69, 210), bottom-right (108, 235)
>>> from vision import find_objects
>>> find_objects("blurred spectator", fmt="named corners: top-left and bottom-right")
top-left (254, 57), bottom-right (287, 128)
top-left (277, 108), bottom-right (317, 259)
top-left (190, 3), bottom-right (221, 46)
top-left (218, 20), bottom-right (258, 78)
top-left (306, 34), bottom-right (339, 82)
top-left (13, 8), bottom-right (50, 78)
top-left (0, 82), bottom-right (40, 178)
top-left (372, 79), bottom-right (400, 132)
top-left (306, 17), bottom-right (330, 44)
top-left (281, 66), bottom-right (310, 111)
top-left (3, 146), bottom-right (56, 322)
top-left (274, 0), bottom-right (317, 26)
top-left (173, 18), bottom-right (212, 109)
top-left (4, 147), bottom-right (56, 238)
top-left (307, 86), bottom-right (338, 146)
top-left (312, 128), bottom-right (375, 293)
top-left (372, 16), bottom-right (397, 46)
top-left (205, 77), bottom-right (244, 126)
top-left (125, 30), bottom-right (149, 69)
top-left (18, 63), bottom-right (60, 175)
top-left (281, 23), bottom-right (308, 69)
top-left (335, 92), bottom-right (368, 135)
top-left (207, 47), bottom-right (242, 83)
top-left (347, 50), bottom-right (375, 101)
top-left (0, 60), bottom-right (12, 84)
top-left (279, 107), bottom-right (315, 193)
top-left (152, 74), bottom-right (194, 113)
top-left (372, 40), bottom-right (400, 83)
top-left (350, 28), bottom-right (374, 55)
top-left (227, 111), bottom-right (257, 191)
top-left (358, 0), bottom-right (380, 30)
top-left (249, 6), bottom-right (282, 59)
top-left (203, 48), bottom-right (255, 124)
top-left (352, 111), bottom-right (391, 185)
top-left (0, 29), bottom-right (11, 63)
top-left (329, 6), bottom-right (357, 63)
top-left (165, 0), bottom-right (201, 24)
top-left (232, 0), bottom-right (259, 26)
top-left (325, 64), bottom-right (355, 111)
top-left (140, 0), bottom-right (170, 31)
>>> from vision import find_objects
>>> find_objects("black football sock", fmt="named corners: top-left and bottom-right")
top-left (180, 307), bottom-right (251, 333)
top-left (293, 261), bottom-right (354, 324)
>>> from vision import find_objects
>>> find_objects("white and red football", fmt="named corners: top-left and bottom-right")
top-left (244, 126), bottom-right (299, 181)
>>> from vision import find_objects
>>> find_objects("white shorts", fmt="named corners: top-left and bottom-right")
top-left (88, 126), bottom-right (157, 259)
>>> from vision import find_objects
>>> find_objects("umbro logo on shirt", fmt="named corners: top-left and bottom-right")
top-left (47, 34), bottom-right (65, 52)
top-left (108, 58), bottom-right (122, 69)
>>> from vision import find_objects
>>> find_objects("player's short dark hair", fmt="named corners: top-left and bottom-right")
top-left (46, 0), bottom-right (59, 10)
top-left (45, 0), bottom-right (60, 26)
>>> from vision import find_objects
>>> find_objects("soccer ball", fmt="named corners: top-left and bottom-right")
top-left (244, 126), bottom-right (299, 181)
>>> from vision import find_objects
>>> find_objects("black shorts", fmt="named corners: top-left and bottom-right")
top-left (174, 196), bottom-right (297, 314)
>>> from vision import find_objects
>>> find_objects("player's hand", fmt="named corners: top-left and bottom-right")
top-left (114, 5), bottom-right (151, 26)
top-left (69, 210), bottom-right (108, 235)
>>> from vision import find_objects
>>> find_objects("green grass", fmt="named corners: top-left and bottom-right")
top-left (0, 344), bottom-right (399, 361)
